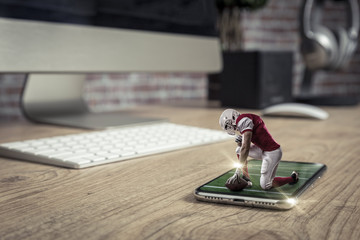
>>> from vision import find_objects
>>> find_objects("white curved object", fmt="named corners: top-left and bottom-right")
top-left (261, 103), bottom-right (329, 120)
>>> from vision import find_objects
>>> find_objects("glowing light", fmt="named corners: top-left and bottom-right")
top-left (286, 198), bottom-right (297, 205)
top-left (233, 162), bottom-right (243, 169)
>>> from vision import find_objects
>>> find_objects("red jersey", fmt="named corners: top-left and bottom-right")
top-left (236, 113), bottom-right (280, 151)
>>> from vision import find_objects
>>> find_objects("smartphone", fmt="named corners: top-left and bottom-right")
top-left (194, 160), bottom-right (327, 210)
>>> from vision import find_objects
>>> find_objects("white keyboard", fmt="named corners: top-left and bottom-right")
top-left (0, 123), bottom-right (231, 169)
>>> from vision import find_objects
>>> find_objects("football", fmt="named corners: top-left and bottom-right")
top-left (225, 175), bottom-right (249, 191)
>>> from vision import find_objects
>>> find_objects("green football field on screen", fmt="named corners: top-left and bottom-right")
top-left (199, 160), bottom-right (325, 199)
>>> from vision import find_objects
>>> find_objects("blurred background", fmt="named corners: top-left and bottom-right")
top-left (1, 0), bottom-right (359, 121)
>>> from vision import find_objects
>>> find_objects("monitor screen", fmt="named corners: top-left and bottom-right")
top-left (0, 0), bottom-right (217, 36)
top-left (0, 0), bottom-right (222, 128)
top-left (0, 0), bottom-right (222, 73)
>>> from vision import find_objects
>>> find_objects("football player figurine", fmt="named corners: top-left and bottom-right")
top-left (219, 109), bottom-right (299, 191)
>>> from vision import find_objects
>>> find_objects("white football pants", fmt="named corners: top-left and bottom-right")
top-left (236, 145), bottom-right (282, 190)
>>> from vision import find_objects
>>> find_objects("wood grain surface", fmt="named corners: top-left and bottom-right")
top-left (0, 104), bottom-right (359, 240)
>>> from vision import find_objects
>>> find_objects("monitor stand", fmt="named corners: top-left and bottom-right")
top-left (20, 74), bottom-right (163, 129)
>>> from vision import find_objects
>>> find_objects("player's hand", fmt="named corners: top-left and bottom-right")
top-left (226, 168), bottom-right (243, 184)
top-left (242, 174), bottom-right (251, 182)
top-left (225, 168), bottom-right (252, 190)
top-left (242, 175), bottom-right (253, 187)
top-left (241, 166), bottom-right (253, 187)
top-left (235, 135), bottom-right (242, 146)
top-left (225, 169), bottom-right (248, 191)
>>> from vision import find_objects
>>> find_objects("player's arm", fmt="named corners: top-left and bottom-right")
top-left (240, 131), bottom-right (252, 178)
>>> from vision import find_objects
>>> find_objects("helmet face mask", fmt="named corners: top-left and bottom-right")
top-left (224, 119), bottom-right (236, 135)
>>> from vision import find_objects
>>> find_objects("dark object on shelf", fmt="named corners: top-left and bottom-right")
top-left (209, 51), bottom-right (293, 109)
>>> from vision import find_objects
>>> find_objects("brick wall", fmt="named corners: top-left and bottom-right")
top-left (1, 0), bottom-right (360, 121)
top-left (0, 73), bottom-right (206, 121)
top-left (84, 73), bottom-right (207, 112)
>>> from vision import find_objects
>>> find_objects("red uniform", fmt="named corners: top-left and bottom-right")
top-left (234, 113), bottom-right (294, 189)
top-left (235, 114), bottom-right (280, 152)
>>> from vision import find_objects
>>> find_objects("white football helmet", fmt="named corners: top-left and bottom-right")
top-left (219, 109), bottom-right (240, 135)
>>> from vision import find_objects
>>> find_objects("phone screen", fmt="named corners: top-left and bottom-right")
top-left (197, 160), bottom-right (326, 200)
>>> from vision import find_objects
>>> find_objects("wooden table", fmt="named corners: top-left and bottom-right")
top-left (1, 104), bottom-right (359, 240)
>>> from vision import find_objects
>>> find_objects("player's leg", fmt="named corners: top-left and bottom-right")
top-left (273, 171), bottom-right (299, 187)
top-left (260, 148), bottom-right (299, 189)
top-left (260, 148), bottom-right (282, 190)
top-left (236, 144), bottom-right (262, 160)
top-left (249, 144), bottom-right (263, 160)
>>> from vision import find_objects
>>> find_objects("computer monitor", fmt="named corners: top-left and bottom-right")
top-left (0, 0), bottom-right (222, 129)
